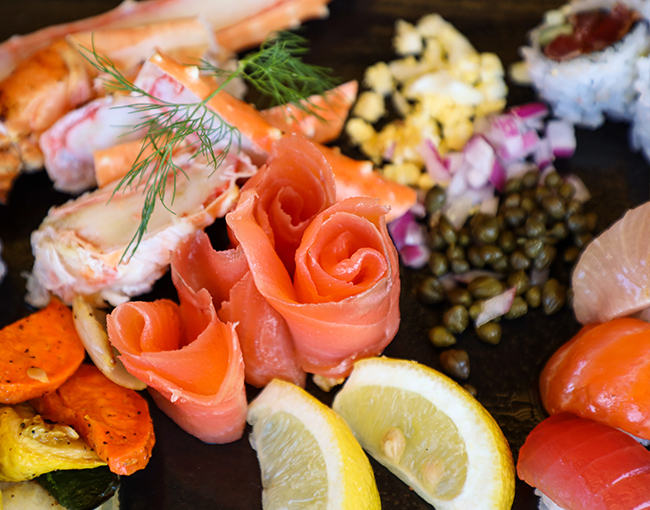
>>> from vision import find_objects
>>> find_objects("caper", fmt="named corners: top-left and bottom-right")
top-left (463, 384), bottom-right (478, 397)
top-left (565, 199), bottom-right (583, 218)
top-left (468, 276), bottom-right (503, 299)
top-left (510, 250), bottom-right (531, 271)
top-left (535, 186), bottom-right (552, 204)
top-left (468, 300), bottom-right (484, 321)
top-left (549, 222), bottom-right (569, 241)
top-left (520, 196), bottom-right (535, 213)
top-left (508, 270), bottom-right (530, 296)
top-left (440, 349), bottom-right (470, 380)
top-left (504, 296), bottom-right (528, 319)
top-left (476, 322), bottom-right (502, 345)
top-left (467, 246), bottom-right (485, 268)
top-left (542, 279), bottom-right (566, 315)
top-left (472, 216), bottom-right (500, 244)
top-left (543, 235), bottom-right (559, 246)
top-left (584, 212), bottom-right (598, 232)
top-left (446, 245), bottom-right (465, 261)
top-left (530, 209), bottom-right (549, 226)
top-left (504, 177), bottom-right (522, 194)
top-left (416, 277), bottom-right (446, 304)
top-left (498, 230), bottom-right (516, 253)
top-left (427, 227), bottom-right (447, 251)
top-left (447, 288), bottom-right (473, 308)
top-left (496, 214), bottom-right (506, 231)
top-left (563, 246), bottom-right (581, 264)
top-left (523, 238), bottom-right (544, 259)
top-left (522, 170), bottom-right (539, 189)
top-left (480, 245), bottom-right (503, 264)
top-left (429, 326), bottom-right (456, 348)
top-left (504, 207), bottom-right (527, 228)
top-left (443, 305), bottom-right (469, 334)
top-left (533, 245), bottom-right (557, 270)
top-left (525, 286), bottom-right (542, 308)
top-left (451, 259), bottom-right (470, 274)
top-left (525, 217), bottom-right (546, 238)
top-left (544, 171), bottom-right (562, 189)
top-left (457, 226), bottom-right (471, 247)
top-left (428, 252), bottom-right (449, 276)
top-left (492, 257), bottom-right (510, 273)
top-left (541, 195), bottom-right (565, 220)
top-left (566, 214), bottom-right (588, 234)
top-left (573, 232), bottom-right (593, 249)
top-left (566, 287), bottom-right (574, 308)
top-left (424, 185), bottom-right (446, 214)
top-left (521, 189), bottom-right (536, 201)
top-left (558, 181), bottom-right (575, 199)
top-left (438, 215), bottom-right (458, 245)
top-left (504, 193), bottom-right (521, 209)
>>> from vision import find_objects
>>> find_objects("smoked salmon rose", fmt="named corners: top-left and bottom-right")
top-left (106, 277), bottom-right (247, 444)
top-left (229, 192), bottom-right (400, 377)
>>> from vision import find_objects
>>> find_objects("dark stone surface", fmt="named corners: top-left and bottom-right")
top-left (1, 1), bottom-right (649, 509)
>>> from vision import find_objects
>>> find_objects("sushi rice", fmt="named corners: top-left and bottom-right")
top-left (521, 0), bottom-right (650, 128)
top-left (631, 55), bottom-right (650, 160)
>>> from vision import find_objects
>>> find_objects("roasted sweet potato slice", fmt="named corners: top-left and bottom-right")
top-left (0, 299), bottom-right (85, 404)
top-left (31, 364), bottom-right (155, 476)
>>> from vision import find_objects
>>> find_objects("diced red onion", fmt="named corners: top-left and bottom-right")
top-left (439, 274), bottom-right (458, 292)
top-left (419, 139), bottom-right (450, 185)
top-left (534, 137), bottom-right (554, 169)
top-left (399, 244), bottom-right (430, 269)
top-left (522, 129), bottom-right (540, 155)
top-left (410, 200), bottom-right (427, 218)
top-left (445, 152), bottom-right (465, 175)
top-left (546, 120), bottom-right (576, 158)
top-left (564, 174), bottom-right (591, 203)
top-left (465, 135), bottom-right (496, 189)
top-left (479, 195), bottom-right (499, 215)
top-left (443, 195), bottom-right (473, 230)
top-left (453, 270), bottom-right (504, 285)
top-left (475, 287), bottom-right (517, 328)
top-left (490, 158), bottom-right (507, 191)
top-left (509, 102), bottom-right (549, 123)
top-left (446, 166), bottom-right (469, 198)
top-left (505, 161), bottom-right (538, 180)
top-left (388, 211), bottom-right (426, 250)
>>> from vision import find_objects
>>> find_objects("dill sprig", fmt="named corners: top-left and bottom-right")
top-left (82, 32), bottom-right (339, 262)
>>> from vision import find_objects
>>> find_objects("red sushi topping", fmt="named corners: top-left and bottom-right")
top-left (518, 413), bottom-right (650, 510)
top-left (544, 3), bottom-right (640, 61)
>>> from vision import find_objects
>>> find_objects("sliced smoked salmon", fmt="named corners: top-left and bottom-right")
top-left (227, 191), bottom-right (401, 378)
top-left (106, 281), bottom-right (247, 444)
top-left (540, 318), bottom-right (650, 439)
top-left (172, 232), bottom-right (306, 388)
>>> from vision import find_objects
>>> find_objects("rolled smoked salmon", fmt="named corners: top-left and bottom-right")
top-left (540, 318), bottom-right (650, 440)
top-left (227, 190), bottom-right (401, 378)
top-left (517, 413), bottom-right (650, 510)
top-left (170, 135), bottom-right (337, 387)
top-left (172, 233), bottom-right (306, 388)
top-left (106, 280), bottom-right (247, 444)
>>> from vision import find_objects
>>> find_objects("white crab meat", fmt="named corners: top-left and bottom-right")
top-left (28, 151), bottom-right (257, 307)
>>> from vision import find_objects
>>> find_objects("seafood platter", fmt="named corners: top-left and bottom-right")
top-left (1, 0), bottom-right (650, 509)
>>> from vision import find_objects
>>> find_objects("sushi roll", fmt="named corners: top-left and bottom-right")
top-left (631, 55), bottom-right (650, 160)
top-left (520, 0), bottom-right (650, 128)
top-left (518, 413), bottom-right (650, 510)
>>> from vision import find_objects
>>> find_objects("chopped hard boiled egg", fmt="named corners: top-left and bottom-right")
top-left (346, 13), bottom-right (508, 189)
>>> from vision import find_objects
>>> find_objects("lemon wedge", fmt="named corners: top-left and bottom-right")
top-left (247, 379), bottom-right (381, 510)
top-left (332, 357), bottom-right (515, 510)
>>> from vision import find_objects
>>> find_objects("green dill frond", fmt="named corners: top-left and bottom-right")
top-left (82, 30), bottom-right (337, 263)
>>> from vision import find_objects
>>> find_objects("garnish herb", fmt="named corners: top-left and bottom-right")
top-left (82, 32), bottom-right (338, 262)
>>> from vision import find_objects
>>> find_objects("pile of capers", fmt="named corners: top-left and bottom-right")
top-left (419, 168), bottom-right (597, 380)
